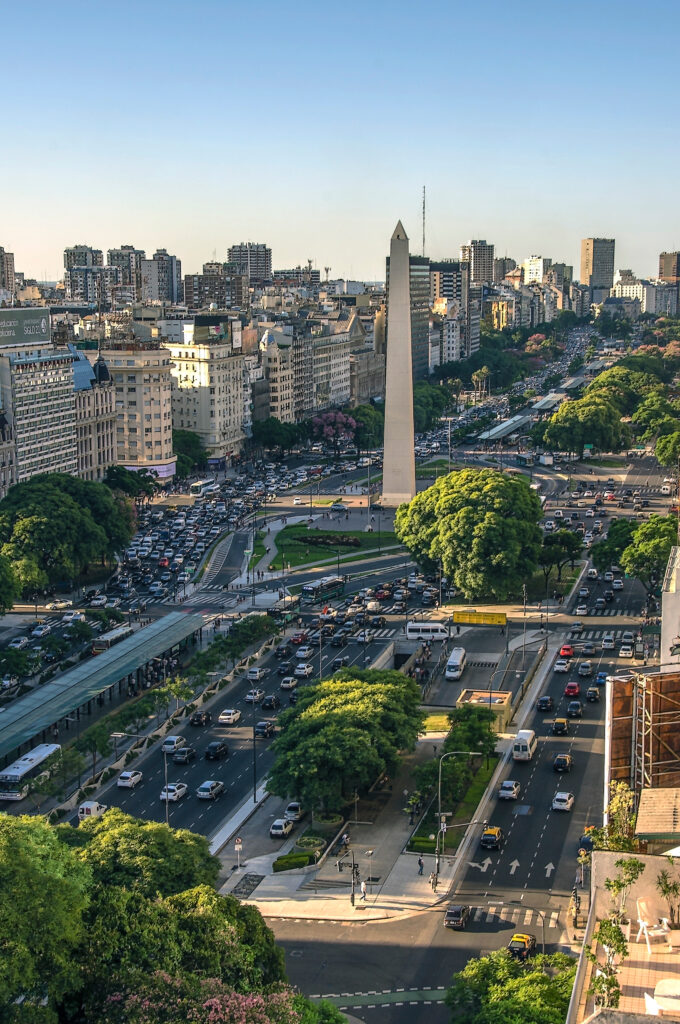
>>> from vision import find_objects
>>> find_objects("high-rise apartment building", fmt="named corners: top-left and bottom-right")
top-left (429, 260), bottom-right (480, 360)
top-left (183, 263), bottom-right (249, 310)
top-left (460, 240), bottom-right (495, 284)
top-left (260, 330), bottom-right (295, 423)
top-left (521, 256), bottom-right (552, 284)
top-left (65, 265), bottom-right (121, 307)
top-left (659, 252), bottom-right (680, 302)
top-left (493, 257), bottom-right (516, 283)
top-left (580, 238), bottom-right (615, 290)
top-left (227, 243), bottom-right (272, 283)
top-left (141, 250), bottom-right (183, 304)
top-left (0, 247), bottom-right (16, 298)
top-left (385, 254), bottom-right (429, 379)
top-left (64, 245), bottom-right (103, 271)
top-left (107, 245), bottom-right (146, 301)
top-left (70, 347), bottom-right (117, 482)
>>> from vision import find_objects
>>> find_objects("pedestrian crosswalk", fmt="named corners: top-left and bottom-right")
top-left (472, 905), bottom-right (561, 929)
top-left (570, 607), bottom-right (640, 619)
top-left (574, 627), bottom-right (640, 640)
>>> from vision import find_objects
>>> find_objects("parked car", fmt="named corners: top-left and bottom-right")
top-left (284, 801), bottom-right (305, 821)
top-left (270, 818), bottom-right (294, 838)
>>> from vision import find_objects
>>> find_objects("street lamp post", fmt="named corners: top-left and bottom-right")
top-left (435, 749), bottom-right (482, 878)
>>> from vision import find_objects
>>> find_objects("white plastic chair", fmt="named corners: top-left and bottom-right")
top-left (636, 898), bottom-right (671, 954)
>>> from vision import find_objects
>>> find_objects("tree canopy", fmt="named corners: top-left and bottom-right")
top-left (394, 468), bottom-right (543, 600)
top-left (172, 429), bottom-right (208, 478)
top-left (540, 395), bottom-right (630, 455)
top-left (590, 518), bottom-right (637, 573)
top-left (620, 514), bottom-right (677, 591)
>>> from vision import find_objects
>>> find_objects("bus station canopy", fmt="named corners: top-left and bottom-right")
top-left (0, 612), bottom-right (205, 761)
top-left (477, 414), bottom-right (533, 442)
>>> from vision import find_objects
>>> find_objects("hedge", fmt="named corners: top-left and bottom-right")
top-left (273, 852), bottom-right (316, 872)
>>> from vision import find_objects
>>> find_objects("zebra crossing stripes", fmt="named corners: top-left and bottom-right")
top-left (472, 906), bottom-right (560, 929)
top-left (572, 607), bottom-right (639, 618)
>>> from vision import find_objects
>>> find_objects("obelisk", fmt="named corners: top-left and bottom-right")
top-left (382, 221), bottom-right (416, 507)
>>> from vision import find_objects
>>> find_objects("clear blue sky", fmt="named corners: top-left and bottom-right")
top-left (5, 0), bottom-right (679, 282)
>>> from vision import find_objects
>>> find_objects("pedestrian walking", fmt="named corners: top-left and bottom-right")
top-left (418, 856), bottom-right (424, 875)
top-left (360, 880), bottom-right (367, 901)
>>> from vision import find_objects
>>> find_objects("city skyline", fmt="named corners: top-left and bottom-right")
top-left (4, 0), bottom-right (679, 281)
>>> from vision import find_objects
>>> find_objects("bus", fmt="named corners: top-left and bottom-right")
top-left (405, 621), bottom-right (450, 642)
top-left (270, 594), bottom-right (301, 623)
top-left (92, 624), bottom-right (134, 655)
top-left (190, 478), bottom-right (219, 498)
top-left (0, 743), bottom-right (61, 801)
top-left (300, 575), bottom-right (346, 605)
top-left (445, 647), bottom-right (467, 680)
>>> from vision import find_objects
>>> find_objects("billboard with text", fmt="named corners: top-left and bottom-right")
top-left (0, 308), bottom-right (51, 346)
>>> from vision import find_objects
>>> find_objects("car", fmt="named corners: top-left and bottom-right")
top-left (596, 671), bottom-right (608, 686)
top-left (601, 635), bottom-right (615, 650)
top-left (277, 660), bottom-right (294, 677)
top-left (581, 641), bottom-right (596, 656)
top-left (31, 624), bottom-right (51, 638)
top-left (261, 694), bottom-right (281, 711)
top-left (205, 740), bottom-right (229, 761)
top-left (586, 567), bottom-right (598, 579)
top-left (117, 770), bottom-right (143, 789)
top-left (480, 825), bottom-right (504, 849)
top-left (553, 753), bottom-right (573, 772)
top-left (612, 579), bottom-right (624, 590)
top-left (353, 629), bottom-right (375, 643)
top-left (244, 688), bottom-right (265, 703)
top-left (293, 496), bottom-right (303, 505)
top-left (567, 700), bottom-right (583, 718)
top-left (279, 676), bottom-right (297, 690)
top-left (160, 782), bottom-right (188, 802)
top-left (7, 637), bottom-right (28, 650)
top-left (552, 791), bottom-right (575, 812)
top-left (552, 717), bottom-right (569, 735)
top-left (294, 662), bottom-right (314, 678)
top-left (578, 661), bottom-right (593, 677)
top-left (330, 502), bottom-right (347, 512)
top-left (444, 904), bottom-right (471, 930)
top-left (290, 631), bottom-right (309, 645)
top-left (564, 681), bottom-right (581, 697)
top-left (575, 604), bottom-right (588, 615)
top-left (370, 615), bottom-right (387, 628)
top-left (246, 666), bottom-right (266, 682)
top-left (603, 571), bottom-right (614, 582)
top-left (507, 933), bottom-right (537, 960)
top-left (578, 587), bottom-right (590, 599)
top-left (172, 746), bottom-right (196, 764)
top-left (586, 687), bottom-right (600, 703)
top-left (46, 599), bottom-right (71, 610)
top-left (218, 708), bottom-right (242, 725)
top-left (332, 655), bottom-right (350, 670)
top-left (619, 644), bottom-right (634, 658)
top-left (285, 801), bottom-right (305, 821)
top-left (604, 589), bottom-right (614, 602)
top-left (196, 780), bottom-right (224, 800)
top-left (189, 710), bottom-right (212, 726)
top-left (559, 644), bottom-right (574, 658)
top-left (254, 720), bottom-right (275, 738)
top-left (536, 695), bottom-right (554, 711)
top-left (89, 595), bottom-right (108, 607)
top-left (270, 817), bottom-right (294, 838)
top-left (553, 659), bottom-right (569, 673)
top-left (498, 780), bottom-right (521, 800)
top-left (622, 631), bottom-right (635, 644)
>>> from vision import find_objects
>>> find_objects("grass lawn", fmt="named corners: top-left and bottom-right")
top-left (408, 756), bottom-right (498, 854)
top-left (416, 459), bottom-right (466, 479)
top-left (422, 713), bottom-right (451, 733)
top-left (588, 456), bottom-right (627, 467)
top-left (525, 563), bottom-right (582, 602)
top-left (270, 523), bottom-right (400, 570)
top-left (248, 531), bottom-right (267, 570)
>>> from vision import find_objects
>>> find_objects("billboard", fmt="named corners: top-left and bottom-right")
top-left (0, 308), bottom-right (51, 346)
top-left (452, 610), bottom-right (507, 626)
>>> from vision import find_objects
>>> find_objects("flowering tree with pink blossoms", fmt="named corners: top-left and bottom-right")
top-left (311, 410), bottom-right (356, 455)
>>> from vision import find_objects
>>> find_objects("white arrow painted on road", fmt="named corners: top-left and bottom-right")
top-left (509, 859), bottom-right (520, 875)
top-left (545, 862), bottom-right (555, 877)
top-left (468, 857), bottom-right (493, 872)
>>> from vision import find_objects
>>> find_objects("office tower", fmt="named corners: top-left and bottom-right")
top-left (382, 222), bottom-right (415, 508)
top-left (659, 252), bottom-right (680, 304)
top-left (0, 248), bottom-right (15, 297)
top-left (459, 239), bottom-right (495, 284)
top-left (64, 245), bottom-right (103, 271)
top-left (141, 250), bottom-right (183, 304)
top-left (227, 242), bottom-right (272, 283)
top-left (386, 253), bottom-right (429, 379)
top-left (107, 245), bottom-right (146, 300)
top-left (493, 257), bottom-right (516, 283)
top-left (580, 238), bottom-right (615, 290)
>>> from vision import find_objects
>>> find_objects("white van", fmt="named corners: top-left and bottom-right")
top-left (445, 647), bottom-right (467, 680)
top-left (554, 509), bottom-right (563, 519)
top-left (405, 621), bottom-right (449, 642)
top-left (78, 800), bottom-right (107, 822)
top-left (161, 735), bottom-right (185, 755)
top-left (662, 484), bottom-right (672, 495)
top-left (512, 729), bottom-right (538, 761)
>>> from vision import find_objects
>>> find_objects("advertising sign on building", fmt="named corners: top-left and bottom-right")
top-left (0, 308), bottom-right (51, 346)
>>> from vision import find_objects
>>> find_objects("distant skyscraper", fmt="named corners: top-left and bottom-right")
top-left (0, 247), bottom-right (15, 297)
top-left (227, 242), bottom-right (272, 283)
top-left (493, 257), bottom-right (516, 283)
top-left (460, 240), bottom-right (495, 284)
top-left (107, 245), bottom-right (146, 300)
top-left (64, 245), bottom-right (103, 271)
top-left (141, 250), bottom-right (183, 304)
top-left (382, 222), bottom-right (415, 508)
top-left (521, 256), bottom-right (552, 284)
top-left (659, 252), bottom-right (680, 302)
top-left (580, 238), bottom-right (615, 290)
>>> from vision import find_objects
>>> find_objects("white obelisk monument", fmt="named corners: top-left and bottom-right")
top-left (382, 221), bottom-right (416, 507)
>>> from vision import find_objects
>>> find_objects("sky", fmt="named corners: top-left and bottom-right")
top-left (4, 0), bottom-right (680, 283)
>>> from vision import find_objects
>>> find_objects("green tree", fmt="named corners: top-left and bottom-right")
top-left (0, 815), bottom-right (91, 1011)
top-left (104, 464), bottom-right (157, 500)
top-left (655, 430), bottom-right (680, 467)
top-left (620, 514), bottom-right (677, 591)
top-left (590, 518), bottom-right (637, 573)
top-left (76, 722), bottom-right (112, 778)
top-left (589, 781), bottom-right (638, 852)
top-left (395, 468), bottom-right (543, 600)
top-left (0, 551), bottom-right (17, 612)
top-left (586, 918), bottom-right (628, 1009)
top-left (350, 404), bottom-right (384, 450)
top-left (172, 429), bottom-right (207, 478)
top-left (46, 746), bottom-right (87, 800)
top-left (445, 949), bottom-right (576, 1024)
top-left (539, 530), bottom-right (583, 582)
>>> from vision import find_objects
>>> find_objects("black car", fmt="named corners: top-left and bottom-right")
top-left (172, 746), bottom-right (196, 764)
top-left (330, 632), bottom-right (348, 647)
top-left (189, 710), bottom-right (212, 726)
top-left (332, 655), bottom-right (350, 670)
top-left (275, 643), bottom-right (292, 659)
top-left (370, 616), bottom-right (387, 628)
top-left (567, 700), bottom-right (583, 718)
top-left (205, 740), bottom-right (229, 760)
top-left (254, 720), bottom-right (275, 738)
top-left (444, 904), bottom-right (471, 930)
top-left (536, 695), bottom-right (554, 712)
top-left (277, 660), bottom-right (293, 676)
top-left (261, 694), bottom-right (281, 711)
top-left (288, 691), bottom-right (298, 705)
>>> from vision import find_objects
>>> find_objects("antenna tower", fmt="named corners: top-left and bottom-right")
top-left (422, 185), bottom-right (426, 257)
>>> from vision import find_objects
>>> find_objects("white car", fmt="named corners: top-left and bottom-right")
top-left (552, 791), bottom-right (575, 812)
top-left (46, 600), bottom-right (71, 610)
top-left (218, 708), bottom-right (242, 725)
top-left (270, 817), bottom-right (294, 838)
top-left (8, 637), bottom-right (28, 650)
top-left (32, 624), bottom-right (51, 638)
top-left (601, 636), bottom-right (615, 650)
top-left (498, 780), bottom-right (521, 800)
top-left (612, 579), bottom-right (624, 590)
top-left (280, 676), bottom-right (297, 690)
top-left (296, 646), bottom-right (315, 659)
top-left (293, 496), bottom-right (303, 505)
top-left (244, 688), bottom-right (265, 703)
top-left (553, 659), bottom-right (569, 673)
top-left (585, 509), bottom-right (594, 518)
top-left (575, 604), bottom-right (588, 615)
top-left (89, 595), bottom-right (108, 607)
top-left (62, 611), bottom-right (85, 623)
top-left (294, 662), bottom-right (314, 678)
top-left (603, 571), bottom-right (614, 582)
top-left (117, 770), bottom-right (143, 789)
top-left (621, 631), bottom-right (635, 644)
top-left (619, 644), bottom-right (634, 658)
top-left (160, 782), bottom-right (188, 802)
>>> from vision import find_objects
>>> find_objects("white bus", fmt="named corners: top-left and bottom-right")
top-left (0, 743), bottom-right (61, 801)
top-left (190, 478), bottom-right (219, 498)
top-left (445, 647), bottom-right (467, 680)
top-left (405, 621), bottom-right (449, 642)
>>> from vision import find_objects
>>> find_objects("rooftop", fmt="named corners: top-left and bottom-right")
top-left (635, 788), bottom-right (680, 841)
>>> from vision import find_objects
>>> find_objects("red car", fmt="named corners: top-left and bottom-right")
top-left (564, 681), bottom-right (581, 698)
top-left (290, 631), bottom-right (309, 645)
top-left (559, 644), bottom-right (575, 658)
